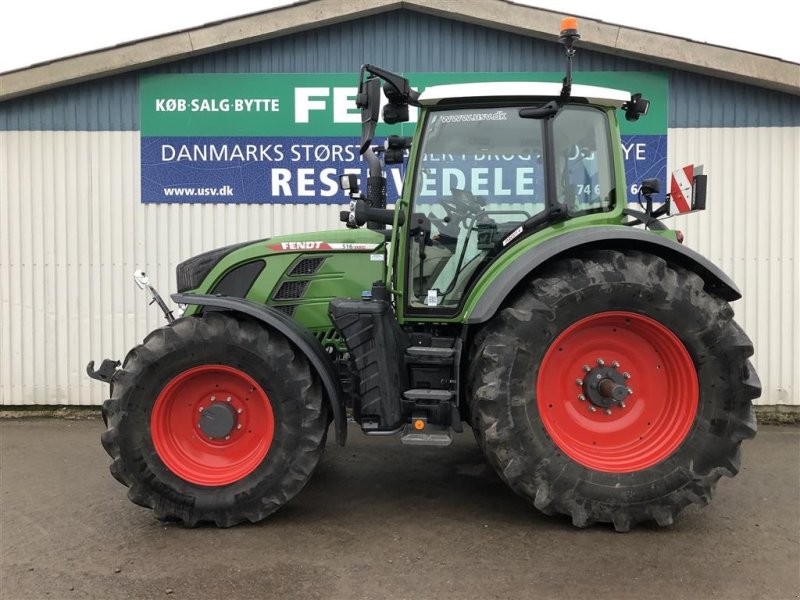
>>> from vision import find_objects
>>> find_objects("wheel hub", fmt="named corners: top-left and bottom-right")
top-left (581, 363), bottom-right (631, 410)
top-left (199, 402), bottom-right (238, 439)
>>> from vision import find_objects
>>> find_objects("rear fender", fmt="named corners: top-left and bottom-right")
top-left (466, 226), bottom-right (741, 324)
top-left (172, 293), bottom-right (347, 446)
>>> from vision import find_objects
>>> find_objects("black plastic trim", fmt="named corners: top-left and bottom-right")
top-left (466, 227), bottom-right (742, 324)
top-left (176, 240), bottom-right (257, 293)
top-left (210, 260), bottom-right (265, 298)
top-left (172, 293), bottom-right (347, 446)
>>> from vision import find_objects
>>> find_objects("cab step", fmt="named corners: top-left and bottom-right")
top-left (400, 423), bottom-right (454, 447)
top-left (402, 389), bottom-right (453, 402)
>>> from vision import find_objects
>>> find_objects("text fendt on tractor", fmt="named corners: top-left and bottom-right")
top-left (88, 18), bottom-right (760, 531)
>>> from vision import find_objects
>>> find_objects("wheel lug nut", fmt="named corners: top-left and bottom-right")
top-left (620, 401), bottom-right (626, 408)
top-left (604, 408), bottom-right (612, 415)
top-left (237, 408), bottom-right (243, 414)
top-left (623, 372), bottom-right (631, 379)
top-left (582, 365), bottom-right (590, 373)
top-left (626, 387), bottom-right (633, 395)
top-left (236, 424), bottom-right (242, 430)
top-left (198, 406), bottom-right (204, 412)
top-left (575, 378), bottom-right (583, 386)
top-left (225, 435), bottom-right (230, 440)
top-left (226, 396), bottom-right (232, 402)
top-left (589, 406), bottom-right (597, 413)
top-left (210, 396), bottom-right (216, 402)
top-left (611, 361), bottom-right (620, 368)
top-left (596, 358), bottom-right (605, 366)
top-left (577, 394), bottom-right (586, 402)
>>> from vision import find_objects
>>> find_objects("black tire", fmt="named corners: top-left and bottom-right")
top-left (101, 312), bottom-right (327, 527)
top-left (468, 249), bottom-right (760, 531)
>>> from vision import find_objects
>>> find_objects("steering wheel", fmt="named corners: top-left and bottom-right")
top-left (429, 188), bottom-right (486, 238)
top-left (428, 188), bottom-right (486, 230)
top-left (445, 188), bottom-right (485, 216)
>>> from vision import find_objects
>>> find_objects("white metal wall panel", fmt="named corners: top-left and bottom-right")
top-left (1, 127), bottom-right (798, 406)
top-left (669, 127), bottom-right (800, 406)
top-left (0, 130), bottom-right (344, 406)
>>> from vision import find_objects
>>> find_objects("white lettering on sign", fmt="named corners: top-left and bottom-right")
top-left (233, 98), bottom-right (280, 112)
top-left (417, 166), bottom-right (538, 197)
top-left (294, 86), bottom-right (421, 124)
top-left (333, 87), bottom-right (360, 123)
top-left (621, 142), bottom-right (647, 161)
top-left (191, 98), bottom-right (230, 112)
top-left (155, 98), bottom-right (280, 113)
top-left (295, 88), bottom-right (330, 123)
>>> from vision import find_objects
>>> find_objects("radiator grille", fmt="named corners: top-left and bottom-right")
top-left (273, 280), bottom-right (309, 300)
top-left (272, 304), bottom-right (297, 317)
top-left (290, 257), bottom-right (325, 276)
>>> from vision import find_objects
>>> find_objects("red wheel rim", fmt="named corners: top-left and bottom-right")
top-left (151, 365), bottom-right (274, 486)
top-left (537, 311), bottom-right (698, 473)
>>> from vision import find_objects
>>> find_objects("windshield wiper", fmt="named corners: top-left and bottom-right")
top-left (519, 100), bottom-right (560, 119)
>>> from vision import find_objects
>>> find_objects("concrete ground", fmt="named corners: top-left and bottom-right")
top-left (0, 420), bottom-right (798, 600)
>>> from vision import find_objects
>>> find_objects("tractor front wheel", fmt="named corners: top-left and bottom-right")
top-left (101, 312), bottom-right (327, 527)
top-left (468, 249), bottom-right (759, 531)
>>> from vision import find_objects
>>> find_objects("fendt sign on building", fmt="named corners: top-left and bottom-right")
top-left (140, 72), bottom-right (667, 204)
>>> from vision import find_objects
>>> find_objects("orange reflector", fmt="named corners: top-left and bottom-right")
top-left (414, 419), bottom-right (425, 431)
top-left (560, 16), bottom-right (578, 33)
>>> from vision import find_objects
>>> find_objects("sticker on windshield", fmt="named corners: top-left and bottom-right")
top-left (438, 110), bottom-right (509, 124)
top-left (426, 289), bottom-right (439, 307)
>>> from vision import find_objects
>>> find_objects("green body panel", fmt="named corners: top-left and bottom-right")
top-left (183, 228), bottom-right (386, 344)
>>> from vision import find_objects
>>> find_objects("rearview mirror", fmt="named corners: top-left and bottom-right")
top-left (640, 178), bottom-right (660, 196)
top-left (623, 93), bottom-right (650, 122)
top-left (339, 173), bottom-right (360, 196)
top-left (357, 77), bottom-right (381, 155)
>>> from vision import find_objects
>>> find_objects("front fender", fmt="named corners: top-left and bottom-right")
top-left (172, 293), bottom-right (347, 446)
top-left (465, 226), bottom-right (741, 324)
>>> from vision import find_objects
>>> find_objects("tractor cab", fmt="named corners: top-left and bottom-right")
top-left (338, 19), bottom-right (650, 322)
top-left (402, 82), bottom-right (626, 314)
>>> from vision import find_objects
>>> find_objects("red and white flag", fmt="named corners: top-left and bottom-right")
top-left (670, 165), bottom-right (694, 213)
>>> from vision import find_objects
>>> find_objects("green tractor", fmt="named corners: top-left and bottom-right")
top-left (88, 19), bottom-right (759, 531)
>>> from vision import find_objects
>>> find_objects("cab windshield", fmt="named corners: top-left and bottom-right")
top-left (407, 104), bottom-right (615, 310)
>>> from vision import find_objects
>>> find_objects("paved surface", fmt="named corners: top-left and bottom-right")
top-left (1, 420), bottom-right (798, 600)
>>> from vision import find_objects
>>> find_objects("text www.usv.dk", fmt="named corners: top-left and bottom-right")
top-left (163, 185), bottom-right (234, 197)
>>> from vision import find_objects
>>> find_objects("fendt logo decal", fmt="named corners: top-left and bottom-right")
top-left (267, 242), bottom-right (380, 252)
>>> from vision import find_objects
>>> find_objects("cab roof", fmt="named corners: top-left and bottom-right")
top-left (418, 82), bottom-right (631, 108)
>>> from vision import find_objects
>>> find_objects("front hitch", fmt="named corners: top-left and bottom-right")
top-left (86, 358), bottom-right (120, 383)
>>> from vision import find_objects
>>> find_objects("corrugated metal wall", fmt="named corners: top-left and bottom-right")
top-left (670, 127), bottom-right (800, 406)
top-left (1, 9), bottom-right (798, 406)
top-left (1, 127), bottom-right (798, 406)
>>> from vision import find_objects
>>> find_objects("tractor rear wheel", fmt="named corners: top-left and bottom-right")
top-left (101, 312), bottom-right (327, 527)
top-left (468, 249), bottom-right (759, 531)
